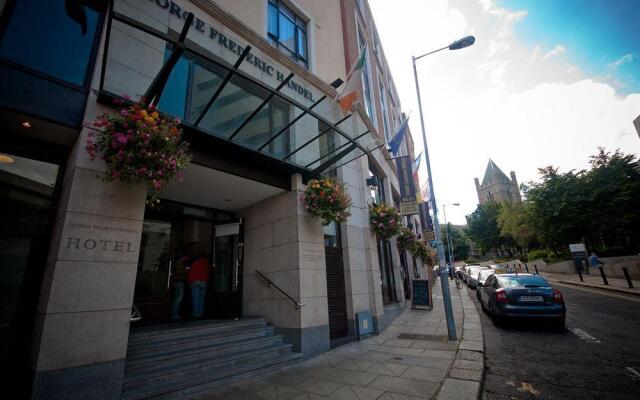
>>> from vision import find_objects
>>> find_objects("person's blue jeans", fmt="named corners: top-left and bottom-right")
top-left (190, 281), bottom-right (207, 318)
top-left (171, 280), bottom-right (185, 319)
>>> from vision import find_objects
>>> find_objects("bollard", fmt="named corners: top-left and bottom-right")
top-left (534, 264), bottom-right (539, 275)
top-left (525, 263), bottom-right (530, 273)
top-left (622, 267), bottom-right (634, 288)
top-left (577, 268), bottom-right (584, 282)
top-left (598, 266), bottom-right (608, 285)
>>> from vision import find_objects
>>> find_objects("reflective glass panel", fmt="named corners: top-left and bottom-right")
top-left (0, 0), bottom-right (101, 86)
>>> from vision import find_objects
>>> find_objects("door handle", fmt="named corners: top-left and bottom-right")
top-left (234, 259), bottom-right (239, 288)
top-left (166, 260), bottom-right (173, 290)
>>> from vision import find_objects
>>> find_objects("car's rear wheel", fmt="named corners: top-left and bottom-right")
top-left (551, 317), bottom-right (565, 331)
top-left (490, 304), bottom-right (502, 326)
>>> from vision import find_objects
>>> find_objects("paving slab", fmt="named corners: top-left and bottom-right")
top-left (436, 378), bottom-right (480, 400)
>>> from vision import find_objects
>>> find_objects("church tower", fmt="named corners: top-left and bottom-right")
top-left (475, 159), bottom-right (521, 204)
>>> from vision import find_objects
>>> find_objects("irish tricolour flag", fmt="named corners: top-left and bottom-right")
top-left (336, 47), bottom-right (367, 113)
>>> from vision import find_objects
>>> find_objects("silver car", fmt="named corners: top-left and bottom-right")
top-left (466, 266), bottom-right (490, 289)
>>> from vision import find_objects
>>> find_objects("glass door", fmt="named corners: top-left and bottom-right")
top-left (211, 221), bottom-right (243, 319)
top-left (133, 220), bottom-right (174, 324)
top-left (0, 151), bottom-right (59, 392)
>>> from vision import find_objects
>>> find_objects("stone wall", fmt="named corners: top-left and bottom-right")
top-left (29, 44), bottom-right (148, 398)
top-left (238, 174), bottom-right (329, 359)
top-left (540, 256), bottom-right (640, 278)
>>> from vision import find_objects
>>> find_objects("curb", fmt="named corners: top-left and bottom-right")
top-left (555, 280), bottom-right (640, 298)
top-left (435, 286), bottom-right (485, 400)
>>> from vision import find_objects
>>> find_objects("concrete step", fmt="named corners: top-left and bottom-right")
top-left (125, 334), bottom-right (286, 374)
top-left (126, 326), bottom-right (275, 359)
top-left (121, 351), bottom-right (301, 400)
top-left (127, 319), bottom-right (267, 345)
top-left (123, 345), bottom-right (301, 400)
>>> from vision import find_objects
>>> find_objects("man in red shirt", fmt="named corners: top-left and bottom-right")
top-left (188, 252), bottom-right (211, 319)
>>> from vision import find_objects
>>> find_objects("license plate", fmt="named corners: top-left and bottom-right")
top-left (519, 296), bottom-right (543, 302)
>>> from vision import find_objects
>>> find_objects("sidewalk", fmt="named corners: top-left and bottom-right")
top-left (541, 271), bottom-right (640, 297)
top-left (194, 278), bottom-right (484, 400)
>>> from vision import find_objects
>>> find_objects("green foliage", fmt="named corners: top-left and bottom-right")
top-left (465, 202), bottom-right (520, 258)
top-left (440, 223), bottom-right (470, 262)
top-left (497, 202), bottom-right (538, 252)
top-left (525, 148), bottom-right (640, 255)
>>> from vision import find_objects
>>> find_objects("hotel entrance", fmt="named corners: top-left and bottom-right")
top-left (133, 201), bottom-right (243, 325)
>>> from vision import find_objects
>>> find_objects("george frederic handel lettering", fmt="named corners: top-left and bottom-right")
top-left (148, 0), bottom-right (316, 102)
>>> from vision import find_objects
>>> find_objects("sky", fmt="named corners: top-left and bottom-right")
top-left (368, 0), bottom-right (640, 225)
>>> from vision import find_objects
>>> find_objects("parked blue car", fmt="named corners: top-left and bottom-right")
top-left (477, 274), bottom-right (565, 329)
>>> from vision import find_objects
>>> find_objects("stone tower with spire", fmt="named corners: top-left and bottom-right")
top-left (475, 159), bottom-right (522, 204)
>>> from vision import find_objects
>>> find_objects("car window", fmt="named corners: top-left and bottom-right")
top-left (478, 270), bottom-right (493, 280)
top-left (492, 278), bottom-right (500, 289)
top-left (497, 275), bottom-right (549, 288)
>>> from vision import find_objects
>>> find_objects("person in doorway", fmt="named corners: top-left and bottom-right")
top-left (589, 253), bottom-right (605, 268)
top-left (188, 252), bottom-right (211, 319)
top-left (171, 243), bottom-right (194, 320)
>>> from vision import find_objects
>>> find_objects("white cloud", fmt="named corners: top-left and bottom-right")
top-left (543, 45), bottom-right (565, 60)
top-left (368, 0), bottom-right (640, 225)
top-left (608, 53), bottom-right (636, 69)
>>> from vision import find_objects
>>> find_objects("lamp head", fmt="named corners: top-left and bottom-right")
top-left (448, 35), bottom-right (475, 50)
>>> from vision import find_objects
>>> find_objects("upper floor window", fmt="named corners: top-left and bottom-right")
top-left (357, 23), bottom-right (375, 125)
top-left (356, 0), bottom-right (365, 16)
top-left (372, 29), bottom-right (382, 64)
top-left (0, 0), bottom-right (102, 87)
top-left (268, 0), bottom-right (308, 69)
top-left (368, 163), bottom-right (385, 204)
top-left (378, 78), bottom-right (390, 142)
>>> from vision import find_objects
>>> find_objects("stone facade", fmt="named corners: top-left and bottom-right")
top-left (475, 159), bottom-right (522, 205)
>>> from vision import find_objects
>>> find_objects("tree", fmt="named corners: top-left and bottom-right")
top-left (465, 202), bottom-right (499, 256)
top-left (441, 223), bottom-right (469, 263)
top-left (524, 148), bottom-right (640, 255)
top-left (497, 202), bottom-right (538, 254)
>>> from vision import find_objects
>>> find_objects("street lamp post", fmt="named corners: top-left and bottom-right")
top-left (412, 35), bottom-right (475, 341)
top-left (442, 203), bottom-right (460, 274)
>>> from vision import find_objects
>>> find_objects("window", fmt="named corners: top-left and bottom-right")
top-left (378, 78), bottom-right (390, 142)
top-left (372, 29), bottom-right (382, 65)
top-left (368, 164), bottom-right (385, 204)
top-left (357, 23), bottom-right (375, 124)
top-left (356, 0), bottom-right (365, 16)
top-left (156, 49), bottom-right (291, 156)
top-left (0, 0), bottom-right (102, 86)
top-left (267, 0), bottom-right (308, 68)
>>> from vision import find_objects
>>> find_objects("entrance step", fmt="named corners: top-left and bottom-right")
top-left (122, 319), bottom-right (301, 400)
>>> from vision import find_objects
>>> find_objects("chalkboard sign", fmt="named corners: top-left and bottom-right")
top-left (411, 279), bottom-right (431, 310)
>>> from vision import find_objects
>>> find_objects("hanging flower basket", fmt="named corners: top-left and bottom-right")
top-left (412, 241), bottom-right (433, 266)
top-left (368, 203), bottom-right (401, 239)
top-left (397, 226), bottom-right (418, 252)
top-left (86, 99), bottom-right (191, 193)
top-left (302, 177), bottom-right (352, 225)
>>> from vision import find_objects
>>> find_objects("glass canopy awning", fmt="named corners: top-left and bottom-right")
top-left (98, 3), bottom-right (382, 179)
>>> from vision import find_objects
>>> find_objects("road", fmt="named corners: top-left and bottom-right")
top-left (468, 282), bottom-right (640, 399)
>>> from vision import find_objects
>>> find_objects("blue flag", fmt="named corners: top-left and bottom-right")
top-left (388, 117), bottom-right (410, 155)
top-left (414, 151), bottom-right (422, 170)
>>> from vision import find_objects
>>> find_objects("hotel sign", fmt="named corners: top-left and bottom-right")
top-left (146, 0), bottom-right (316, 102)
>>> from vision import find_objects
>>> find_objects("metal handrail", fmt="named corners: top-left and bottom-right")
top-left (130, 304), bottom-right (142, 322)
top-left (255, 270), bottom-right (305, 310)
